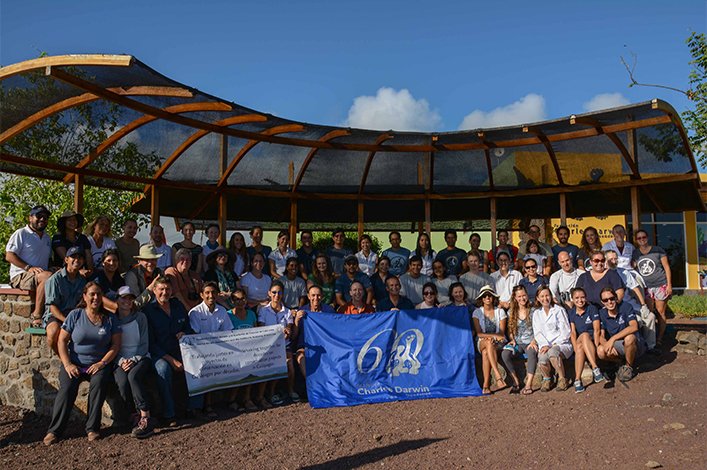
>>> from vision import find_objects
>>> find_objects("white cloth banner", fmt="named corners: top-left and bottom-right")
top-left (179, 325), bottom-right (287, 396)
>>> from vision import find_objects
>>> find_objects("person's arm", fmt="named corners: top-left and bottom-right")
top-left (592, 319), bottom-right (602, 348)
top-left (335, 292), bottom-right (346, 307)
top-left (87, 332), bottom-right (121, 375)
top-left (299, 262), bottom-right (308, 281)
top-left (569, 322), bottom-right (578, 349)
top-left (188, 310), bottom-right (201, 334)
top-left (543, 256), bottom-right (552, 277)
top-left (269, 259), bottom-right (281, 279)
top-left (615, 287), bottom-right (625, 303)
top-left (661, 255), bottom-right (673, 296)
top-left (102, 296), bottom-right (118, 313)
top-left (132, 313), bottom-right (150, 363)
top-left (605, 319), bottom-right (639, 349)
top-left (531, 310), bottom-right (550, 349)
top-left (5, 251), bottom-right (46, 275)
top-left (365, 287), bottom-right (374, 305)
top-left (57, 328), bottom-right (80, 377)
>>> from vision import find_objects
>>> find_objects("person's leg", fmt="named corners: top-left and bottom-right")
top-left (501, 348), bottom-right (520, 387)
top-left (32, 271), bottom-right (51, 320)
top-left (548, 348), bottom-right (566, 380)
top-left (654, 298), bottom-right (667, 344)
top-left (152, 358), bottom-right (175, 419)
top-left (478, 341), bottom-right (491, 391)
top-left (486, 344), bottom-right (505, 389)
top-left (45, 321), bottom-right (61, 355)
top-left (113, 366), bottom-right (132, 410)
top-left (623, 334), bottom-right (637, 367)
top-left (580, 334), bottom-right (599, 370)
top-left (85, 367), bottom-right (111, 435)
top-left (286, 352), bottom-right (295, 395)
top-left (537, 349), bottom-right (553, 391)
top-left (641, 311), bottom-right (657, 350)
top-left (295, 349), bottom-right (307, 377)
top-left (523, 346), bottom-right (538, 391)
top-left (574, 336), bottom-right (587, 382)
top-left (127, 359), bottom-right (152, 417)
top-left (46, 367), bottom-right (82, 437)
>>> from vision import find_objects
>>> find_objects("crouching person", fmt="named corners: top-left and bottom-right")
top-left (597, 287), bottom-right (647, 383)
top-left (114, 286), bottom-right (155, 438)
top-left (43, 282), bottom-right (121, 445)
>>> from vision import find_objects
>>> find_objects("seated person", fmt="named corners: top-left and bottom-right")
top-left (124, 244), bottom-right (164, 311)
top-left (518, 257), bottom-right (548, 304)
top-left (471, 285), bottom-right (508, 395)
top-left (369, 256), bottom-right (393, 307)
top-left (597, 287), bottom-right (647, 383)
top-left (226, 288), bottom-right (259, 412)
top-left (51, 210), bottom-right (92, 272)
top-left (567, 287), bottom-right (604, 393)
top-left (416, 282), bottom-right (439, 310)
top-left (165, 248), bottom-right (203, 312)
top-left (240, 252), bottom-right (272, 308)
top-left (532, 286), bottom-right (573, 392)
top-left (502, 285), bottom-right (538, 395)
top-left (203, 248), bottom-right (238, 309)
top-left (550, 251), bottom-right (584, 310)
top-left (338, 280), bottom-right (375, 314)
top-left (376, 276), bottom-right (415, 311)
top-left (399, 256), bottom-right (430, 305)
top-left (43, 247), bottom-right (87, 354)
top-left (90, 248), bottom-right (124, 313)
top-left (334, 255), bottom-right (373, 307)
top-left (459, 252), bottom-right (493, 301)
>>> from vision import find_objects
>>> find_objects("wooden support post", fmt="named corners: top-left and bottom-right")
top-left (218, 193), bottom-right (227, 247)
top-left (150, 185), bottom-right (160, 227)
top-left (289, 198), bottom-right (298, 246)
top-left (424, 198), bottom-right (431, 235)
top-left (490, 198), bottom-right (497, 251)
top-left (357, 201), bottom-right (364, 241)
top-left (73, 174), bottom-right (84, 214)
top-left (559, 193), bottom-right (567, 226)
top-left (630, 186), bottom-right (641, 232)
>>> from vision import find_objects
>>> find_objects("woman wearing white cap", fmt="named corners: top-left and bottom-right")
top-left (472, 285), bottom-right (508, 395)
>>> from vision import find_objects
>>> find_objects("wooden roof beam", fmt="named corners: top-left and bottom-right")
top-left (522, 127), bottom-right (565, 186)
top-left (291, 129), bottom-right (351, 193)
top-left (570, 115), bottom-right (641, 178)
top-left (358, 133), bottom-right (394, 195)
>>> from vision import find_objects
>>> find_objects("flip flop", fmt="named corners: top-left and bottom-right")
top-left (482, 387), bottom-right (492, 395)
top-left (521, 387), bottom-right (534, 395)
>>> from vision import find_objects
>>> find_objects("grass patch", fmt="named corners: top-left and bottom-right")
top-left (668, 294), bottom-right (707, 318)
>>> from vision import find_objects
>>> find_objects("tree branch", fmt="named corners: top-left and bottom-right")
top-left (621, 53), bottom-right (693, 99)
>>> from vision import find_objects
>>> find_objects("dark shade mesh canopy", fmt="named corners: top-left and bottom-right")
top-left (0, 54), bottom-right (703, 227)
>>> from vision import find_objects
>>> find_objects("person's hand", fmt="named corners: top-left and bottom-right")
top-left (539, 346), bottom-right (550, 354)
top-left (508, 340), bottom-right (516, 347)
top-left (86, 361), bottom-right (106, 375)
top-left (171, 358), bottom-right (183, 372)
top-left (28, 266), bottom-right (44, 275)
top-left (121, 359), bottom-right (135, 372)
top-left (64, 363), bottom-right (80, 378)
top-left (31, 315), bottom-right (42, 328)
top-left (666, 285), bottom-right (673, 297)
top-left (79, 268), bottom-right (92, 278)
top-left (147, 276), bottom-right (160, 292)
top-left (284, 326), bottom-right (292, 339)
top-left (528, 341), bottom-right (538, 351)
top-left (176, 332), bottom-right (185, 340)
top-left (294, 310), bottom-right (306, 320)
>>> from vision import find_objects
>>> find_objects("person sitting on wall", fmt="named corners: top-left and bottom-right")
top-left (6, 205), bottom-right (53, 326)
top-left (50, 210), bottom-right (92, 273)
top-left (518, 255), bottom-right (548, 304)
top-left (532, 285), bottom-right (573, 392)
top-left (165, 248), bottom-right (203, 312)
top-left (124, 244), bottom-right (164, 311)
top-left (43, 246), bottom-right (88, 354)
top-left (115, 218), bottom-right (140, 274)
top-left (90, 248), bottom-right (124, 314)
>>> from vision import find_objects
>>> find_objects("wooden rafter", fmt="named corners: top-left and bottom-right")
top-left (291, 129), bottom-right (351, 192)
top-left (0, 54), bottom-right (132, 80)
top-left (358, 133), bottom-right (394, 194)
top-left (569, 115), bottom-right (640, 178)
top-left (522, 127), bottom-right (565, 186)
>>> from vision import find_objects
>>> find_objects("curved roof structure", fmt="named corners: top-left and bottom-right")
top-left (1, 54), bottom-right (704, 225)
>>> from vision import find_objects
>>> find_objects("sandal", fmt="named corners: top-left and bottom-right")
top-left (495, 379), bottom-right (507, 391)
top-left (509, 385), bottom-right (520, 394)
top-left (521, 387), bottom-right (534, 395)
top-left (481, 387), bottom-right (492, 395)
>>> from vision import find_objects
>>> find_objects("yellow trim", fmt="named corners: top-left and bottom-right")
top-left (684, 210), bottom-right (699, 289)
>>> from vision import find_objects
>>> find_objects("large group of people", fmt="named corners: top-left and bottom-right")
top-left (4, 206), bottom-right (672, 444)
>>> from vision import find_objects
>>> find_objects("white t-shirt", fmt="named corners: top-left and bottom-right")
top-left (5, 225), bottom-right (52, 279)
top-left (490, 270), bottom-right (523, 302)
top-left (88, 235), bottom-right (116, 268)
top-left (188, 301), bottom-right (233, 334)
top-left (240, 272), bottom-right (272, 303)
top-left (549, 268), bottom-right (585, 305)
top-left (399, 273), bottom-right (430, 305)
top-left (472, 307), bottom-right (508, 334)
top-left (268, 248), bottom-right (297, 277)
top-left (602, 240), bottom-right (635, 270)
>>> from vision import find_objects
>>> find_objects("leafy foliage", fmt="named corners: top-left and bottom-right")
top-left (311, 231), bottom-right (382, 255)
top-left (668, 294), bottom-right (707, 319)
top-left (683, 32), bottom-right (707, 166)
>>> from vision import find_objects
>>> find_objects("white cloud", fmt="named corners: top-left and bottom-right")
top-left (343, 87), bottom-right (442, 132)
top-left (458, 93), bottom-right (547, 130)
top-left (583, 92), bottom-right (630, 112)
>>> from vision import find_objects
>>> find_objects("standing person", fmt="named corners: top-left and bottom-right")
top-left (355, 234), bottom-right (378, 276)
top-left (201, 223), bottom-right (223, 264)
top-left (90, 248), bottom-right (124, 313)
top-left (292, 285), bottom-right (336, 379)
top-left (172, 222), bottom-right (203, 274)
top-left (602, 224), bottom-right (635, 270)
top-left (487, 230), bottom-right (518, 272)
top-left (502, 286), bottom-right (538, 395)
top-left (86, 215), bottom-right (117, 269)
top-left (567, 287), bottom-right (604, 393)
top-left (399, 256), bottom-right (430, 305)
top-left (552, 225), bottom-right (579, 271)
top-left (518, 257), bottom-right (548, 304)
top-left (307, 253), bottom-right (336, 307)
top-left (42, 283), bottom-right (121, 445)
top-left (435, 229), bottom-right (467, 277)
top-left (416, 282), bottom-right (439, 309)
top-left (518, 225), bottom-right (553, 276)
top-left (472, 285), bottom-right (508, 395)
top-left (326, 228), bottom-right (352, 277)
top-left (521, 240), bottom-right (548, 277)
top-left (490, 252), bottom-right (523, 309)
top-left (431, 259), bottom-right (457, 305)
top-left (240, 252), bottom-right (272, 308)
top-left (281, 257), bottom-right (307, 309)
top-left (228, 232), bottom-right (249, 277)
top-left (124, 245), bottom-right (164, 310)
top-left (632, 229), bottom-right (672, 347)
top-left (550, 251), bottom-right (585, 310)
top-left (203, 248), bottom-right (238, 309)
top-left (381, 231), bottom-right (410, 276)
top-left (334, 255), bottom-right (373, 307)
top-left (246, 225), bottom-right (272, 275)
top-left (256, 281), bottom-right (299, 406)
top-left (597, 287), bottom-right (647, 383)
top-left (42, 247), bottom-right (88, 353)
top-left (575, 251), bottom-right (625, 309)
top-left (467, 233), bottom-right (487, 273)
top-left (296, 230), bottom-right (319, 280)
top-left (577, 226), bottom-right (602, 270)
top-left (51, 210), bottom-right (91, 271)
top-left (532, 286), bottom-right (573, 392)
top-left (268, 230), bottom-right (297, 280)
top-left (113, 286), bottom-right (155, 439)
top-left (115, 218), bottom-right (140, 274)
top-left (370, 256), bottom-right (393, 307)
top-left (165, 248), bottom-right (203, 312)
top-left (149, 224), bottom-right (172, 270)
top-left (376, 276), bottom-right (415, 311)
top-left (338, 280), bottom-right (375, 314)
top-left (143, 277), bottom-right (193, 426)
top-left (413, 232), bottom-right (436, 276)
top-left (6, 205), bottom-right (53, 324)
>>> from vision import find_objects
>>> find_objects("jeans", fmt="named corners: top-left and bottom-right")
top-left (114, 358), bottom-right (152, 412)
top-left (152, 357), bottom-right (202, 419)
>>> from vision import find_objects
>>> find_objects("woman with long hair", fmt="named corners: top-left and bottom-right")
top-left (518, 253), bottom-right (548, 304)
top-left (51, 210), bottom-right (92, 271)
top-left (567, 287), bottom-right (604, 393)
top-left (43, 282), bottom-right (121, 445)
top-left (502, 285), bottom-right (538, 395)
top-left (164, 248), bottom-right (203, 311)
top-left (416, 282), bottom-right (439, 309)
top-left (468, 233), bottom-right (487, 273)
top-left (228, 232), bottom-right (249, 277)
top-left (268, 230), bottom-right (297, 280)
top-left (532, 285), bottom-right (572, 392)
top-left (355, 234), bottom-right (378, 276)
top-left (414, 232), bottom-right (436, 276)
top-left (472, 285), bottom-right (508, 395)
top-left (86, 215), bottom-right (116, 269)
top-left (204, 248), bottom-right (238, 309)
top-left (307, 253), bottom-right (336, 307)
top-left (577, 226), bottom-right (602, 270)
top-left (240, 252), bottom-right (273, 308)
top-left (91, 248), bottom-right (124, 313)
top-left (431, 259), bottom-right (457, 305)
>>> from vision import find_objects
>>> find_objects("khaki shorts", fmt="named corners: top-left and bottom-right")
top-left (10, 271), bottom-right (38, 290)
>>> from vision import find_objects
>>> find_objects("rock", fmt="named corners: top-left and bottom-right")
top-left (373, 434), bottom-right (382, 441)
top-left (676, 330), bottom-right (704, 345)
top-left (671, 343), bottom-right (699, 354)
top-left (671, 371), bottom-right (688, 379)
top-left (699, 335), bottom-right (706, 349)
top-left (661, 393), bottom-right (672, 404)
top-left (663, 422), bottom-right (685, 430)
top-left (698, 349), bottom-right (706, 356)
top-left (645, 461), bottom-right (662, 468)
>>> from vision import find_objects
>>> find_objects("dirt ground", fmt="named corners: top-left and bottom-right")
top-left (1, 346), bottom-right (705, 470)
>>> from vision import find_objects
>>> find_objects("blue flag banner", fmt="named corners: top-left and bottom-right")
top-left (304, 306), bottom-right (482, 408)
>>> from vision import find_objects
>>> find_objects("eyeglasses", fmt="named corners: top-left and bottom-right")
top-left (636, 236), bottom-right (648, 240)
top-left (423, 291), bottom-right (435, 296)
top-left (481, 294), bottom-right (494, 299)
top-left (601, 296), bottom-right (616, 303)
top-left (591, 258), bottom-right (605, 264)
top-left (524, 265), bottom-right (537, 270)
top-left (33, 213), bottom-right (49, 220)
top-left (233, 298), bottom-right (246, 304)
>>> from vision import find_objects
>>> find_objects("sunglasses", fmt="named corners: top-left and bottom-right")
top-left (601, 296), bottom-right (616, 303)
top-left (591, 258), bottom-right (605, 263)
top-left (636, 236), bottom-right (648, 240)
top-left (524, 265), bottom-right (537, 269)
top-left (270, 290), bottom-right (283, 295)
top-left (423, 291), bottom-right (435, 296)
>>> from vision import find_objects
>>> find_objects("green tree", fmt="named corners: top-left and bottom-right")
top-left (0, 67), bottom-right (160, 282)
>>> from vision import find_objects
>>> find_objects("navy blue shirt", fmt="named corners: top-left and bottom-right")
top-left (552, 243), bottom-right (579, 270)
top-left (144, 298), bottom-right (192, 360)
top-left (370, 272), bottom-right (393, 304)
top-left (334, 271), bottom-right (372, 302)
top-left (296, 247), bottom-right (319, 276)
top-left (575, 269), bottom-right (624, 309)
top-left (599, 301), bottom-right (638, 339)
top-left (568, 304), bottom-right (600, 337)
top-left (435, 248), bottom-right (467, 277)
top-left (376, 295), bottom-right (415, 312)
top-left (518, 276), bottom-right (548, 303)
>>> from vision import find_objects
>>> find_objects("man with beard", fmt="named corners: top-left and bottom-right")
top-left (551, 225), bottom-right (579, 271)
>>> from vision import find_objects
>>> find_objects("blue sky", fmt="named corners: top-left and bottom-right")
top-left (2, 1), bottom-right (704, 132)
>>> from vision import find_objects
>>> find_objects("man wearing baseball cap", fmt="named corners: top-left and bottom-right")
top-left (334, 255), bottom-right (373, 307)
top-left (6, 205), bottom-right (53, 323)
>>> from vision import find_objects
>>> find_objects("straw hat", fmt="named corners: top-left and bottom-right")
top-left (475, 285), bottom-right (500, 302)
top-left (134, 244), bottom-right (163, 260)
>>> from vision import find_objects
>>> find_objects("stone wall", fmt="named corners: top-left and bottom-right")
top-left (0, 289), bottom-right (110, 422)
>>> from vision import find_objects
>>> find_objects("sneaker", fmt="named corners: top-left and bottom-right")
top-left (617, 364), bottom-right (635, 383)
top-left (574, 380), bottom-right (585, 393)
top-left (540, 378), bottom-right (552, 392)
top-left (592, 367), bottom-right (604, 383)
top-left (289, 391), bottom-right (301, 403)
top-left (43, 433), bottom-right (58, 446)
top-left (131, 417), bottom-right (155, 439)
top-left (556, 377), bottom-right (569, 391)
top-left (87, 431), bottom-right (100, 442)
top-left (270, 393), bottom-right (284, 406)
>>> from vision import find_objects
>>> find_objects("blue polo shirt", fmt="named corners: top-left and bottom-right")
top-left (568, 304), bottom-right (600, 337)
top-left (62, 308), bottom-right (121, 366)
top-left (144, 298), bottom-right (192, 360)
top-left (44, 267), bottom-right (87, 323)
top-left (599, 301), bottom-right (639, 339)
top-left (334, 271), bottom-right (372, 302)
